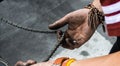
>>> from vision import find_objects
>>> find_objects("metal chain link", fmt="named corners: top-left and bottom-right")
top-left (0, 17), bottom-right (57, 34)
top-left (0, 17), bottom-right (65, 63)
top-left (43, 33), bottom-right (64, 61)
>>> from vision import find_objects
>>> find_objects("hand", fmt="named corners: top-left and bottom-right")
top-left (49, 8), bottom-right (100, 49)
top-left (15, 60), bottom-right (37, 66)
top-left (31, 61), bottom-right (54, 66)
top-left (15, 60), bottom-right (54, 66)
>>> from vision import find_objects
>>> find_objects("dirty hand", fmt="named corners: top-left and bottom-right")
top-left (49, 8), bottom-right (98, 49)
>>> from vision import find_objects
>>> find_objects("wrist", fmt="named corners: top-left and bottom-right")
top-left (84, 0), bottom-right (105, 30)
top-left (62, 58), bottom-right (76, 66)
top-left (92, 0), bottom-right (103, 12)
top-left (70, 60), bottom-right (78, 66)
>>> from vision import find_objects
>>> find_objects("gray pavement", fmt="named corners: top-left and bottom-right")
top-left (0, 0), bottom-right (116, 66)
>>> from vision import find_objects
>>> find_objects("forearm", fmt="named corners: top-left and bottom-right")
top-left (70, 51), bottom-right (120, 66)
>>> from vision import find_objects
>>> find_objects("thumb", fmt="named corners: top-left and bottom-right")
top-left (49, 15), bottom-right (68, 30)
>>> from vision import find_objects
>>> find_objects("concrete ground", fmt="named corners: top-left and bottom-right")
top-left (0, 0), bottom-right (116, 66)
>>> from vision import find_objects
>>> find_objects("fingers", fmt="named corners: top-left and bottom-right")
top-left (15, 60), bottom-right (37, 66)
top-left (49, 16), bottom-right (68, 30)
top-left (26, 60), bottom-right (37, 65)
top-left (59, 30), bottom-right (83, 49)
top-left (15, 61), bottom-right (26, 66)
top-left (65, 38), bottom-right (74, 49)
top-left (57, 30), bottom-right (63, 42)
top-left (60, 31), bottom-right (75, 50)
